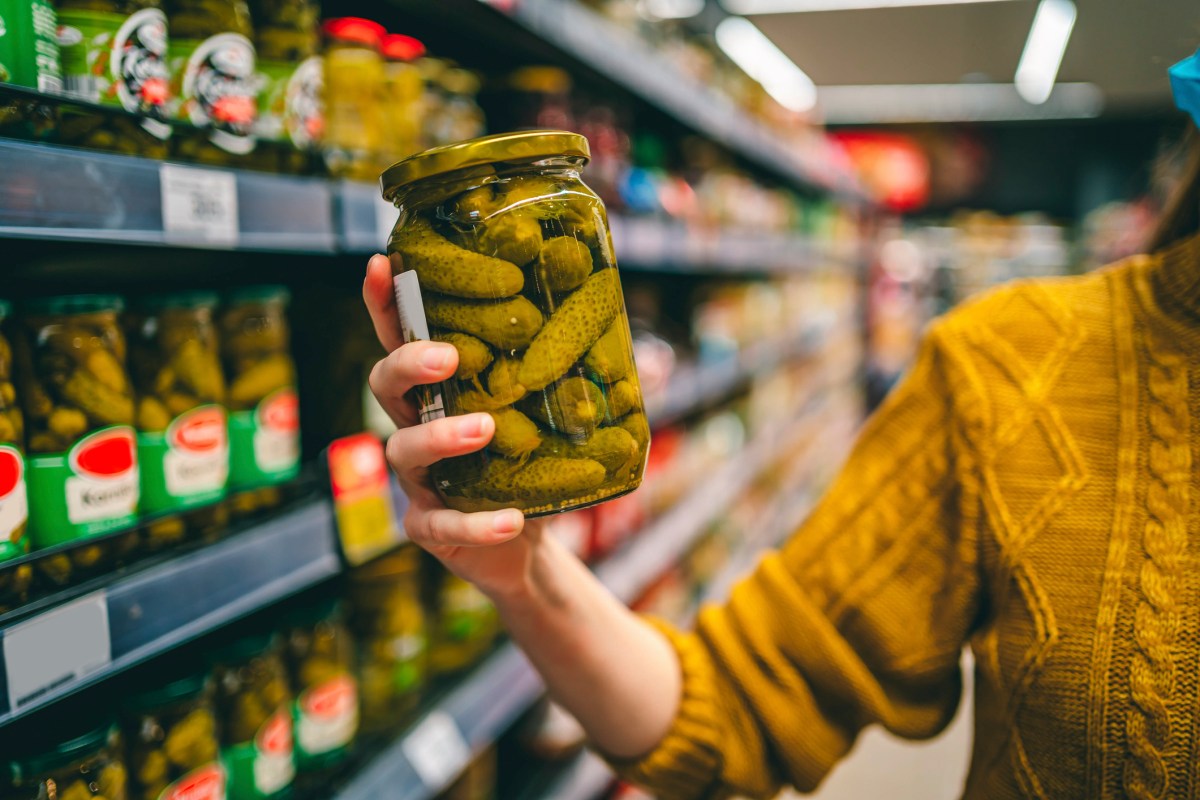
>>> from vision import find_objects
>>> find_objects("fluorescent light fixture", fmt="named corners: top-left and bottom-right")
top-left (1014, 0), bottom-right (1076, 104)
top-left (642, 0), bottom-right (706, 18)
top-left (817, 82), bottom-right (1102, 123)
top-left (715, 16), bottom-right (817, 112)
top-left (723, 0), bottom-right (1016, 14)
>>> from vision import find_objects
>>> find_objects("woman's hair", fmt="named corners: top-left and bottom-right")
top-left (1149, 123), bottom-right (1200, 251)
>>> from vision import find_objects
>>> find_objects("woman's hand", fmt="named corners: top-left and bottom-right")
top-left (362, 254), bottom-right (543, 601)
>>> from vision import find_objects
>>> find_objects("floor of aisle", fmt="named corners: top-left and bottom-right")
top-left (776, 651), bottom-right (975, 800)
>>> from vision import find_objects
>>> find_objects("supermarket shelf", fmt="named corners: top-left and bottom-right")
top-left (332, 407), bottom-right (824, 800)
top-left (526, 751), bottom-right (614, 800)
top-left (0, 499), bottom-right (340, 725)
top-left (0, 139), bottom-right (337, 252)
top-left (609, 215), bottom-right (827, 274)
top-left (482, 0), bottom-right (865, 201)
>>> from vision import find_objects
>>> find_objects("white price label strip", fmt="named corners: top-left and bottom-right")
top-left (4, 591), bottom-right (111, 710)
top-left (160, 164), bottom-right (239, 245)
top-left (401, 710), bottom-right (471, 790)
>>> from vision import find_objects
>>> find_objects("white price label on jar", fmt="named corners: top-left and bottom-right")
top-left (3, 591), bottom-right (110, 710)
top-left (401, 710), bottom-right (471, 790)
top-left (160, 164), bottom-right (239, 245)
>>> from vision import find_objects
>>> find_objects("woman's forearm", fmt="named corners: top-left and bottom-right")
top-left (492, 533), bottom-right (683, 759)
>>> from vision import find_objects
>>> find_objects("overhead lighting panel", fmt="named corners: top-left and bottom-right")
top-left (722, 0), bottom-right (1017, 14)
top-left (1014, 0), bottom-right (1077, 104)
top-left (715, 16), bottom-right (818, 111)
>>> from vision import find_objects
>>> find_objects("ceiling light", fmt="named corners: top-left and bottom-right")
top-left (714, 16), bottom-right (817, 111)
top-left (817, 82), bottom-right (1102, 123)
top-left (642, 0), bottom-right (706, 18)
top-left (1015, 0), bottom-right (1077, 104)
top-left (722, 0), bottom-right (1016, 14)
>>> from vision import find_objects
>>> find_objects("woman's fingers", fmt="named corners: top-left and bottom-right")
top-left (363, 253), bottom-right (405, 352)
top-left (404, 505), bottom-right (525, 549)
top-left (385, 412), bottom-right (495, 473)
top-left (368, 340), bottom-right (459, 427)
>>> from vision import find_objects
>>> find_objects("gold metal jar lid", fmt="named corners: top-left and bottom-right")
top-left (380, 130), bottom-right (590, 202)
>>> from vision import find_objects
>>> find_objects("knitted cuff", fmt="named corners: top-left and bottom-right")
top-left (601, 616), bottom-right (725, 799)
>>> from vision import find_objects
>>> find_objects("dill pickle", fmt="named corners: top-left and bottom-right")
top-left (426, 295), bottom-right (543, 351)
top-left (585, 319), bottom-right (634, 383)
top-left (470, 213), bottom-right (543, 266)
top-left (394, 217), bottom-right (525, 299)
top-left (435, 332), bottom-right (493, 382)
top-left (535, 236), bottom-right (593, 293)
top-left (526, 376), bottom-right (607, 436)
top-left (517, 269), bottom-right (621, 392)
top-left (536, 426), bottom-right (638, 474)
top-left (607, 379), bottom-right (640, 420)
top-left (487, 408), bottom-right (541, 460)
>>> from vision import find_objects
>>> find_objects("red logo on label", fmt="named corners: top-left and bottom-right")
top-left (162, 763), bottom-right (226, 800)
top-left (69, 428), bottom-right (137, 480)
top-left (0, 446), bottom-right (23, 500)
top-left (256, 710), bottom-right (293, 755)
top-left (258, 390), bottom-right (299, 433)
top-left (169, 407), bottom-right (227, 453)
top-left (303, 675), bottom-right (357, 720)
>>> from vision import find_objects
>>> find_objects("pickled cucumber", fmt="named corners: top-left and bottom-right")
top-left (536, 426), bottom-right (638, 474)
top-left (467, 456), bottom-right (607, 503)
top-left (454, 186), bottom-right (500, 220)
top-left (62, 370), bottom-right (135, 425)
top-left (485, 356), bottom-right (526, 406)
top-left (617, 412), bottom-right (650, 453)
top-left (517, 269), bottom-right (621, 391)
top-left (427, 295), bottom-right (543, 351)
top-left (585, 320), bottom-right (633, 383)
top-left (435, 333), bottom-right (493, 382)
top-left (229, 354), bottom-right (295, 408)
top-left (395, 218), bottom-right (525, 299)
top-left (526, 377), bottom-right (607, 436)
top-left (171, 339), bottom-right (225, 399)
top-left (536, 237), bottom-right (593, 293)
top-left (488, 408), bottom-right (541, 460)
top-left (607, 380), bottom-right (640, 420)
top-left (472, 213), bottom-right (543, 266)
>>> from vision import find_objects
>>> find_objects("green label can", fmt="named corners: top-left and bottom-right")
top-left (292, 673), bottom-right (357, 769)
top-left (169, 32), bottom-right (257, 154)
top-left (56, 6), bottom-right (170, 125)
top-left (255, 55), bottom-right (322, 148)
top-left (0, 0), bottom-right (62, 90)
top-left (26, 425), bottom-right (139, 547)
top-left (0, 444), bottom-right (28, 561)
top-left (157, 762), bottom-right (228, 800)
top-left (229, 388), bottom-right (299, 489)
top-left (223, 707), bottom-right (294, 800)
top-left (138, 404), bottom-right (229, 514)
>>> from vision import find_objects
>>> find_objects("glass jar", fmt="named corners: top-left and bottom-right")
top-left (210, 634), bottom-right (295, 800)
top-left (320, 17), bottom-right (385, 180)
top-left (218, 287), bottom-right (299, 517)
top-left (18, 296), bottom-right (140, 568)
top-left (249, 0), bottom-right (321, 173)
top-left (379, 33), bottom-right (425, 170)
top-left (4, 723), bottom-right (129, 800)
top-left (379, 130), bottom-right (651, 517)
top-left (167, 0), bottom-right (259, 164)
top-left (0, 300), bottom-right (31, 611)
top-left (121, 672), bottom-right (226, 800)
top-left (425, 560), bottom-right (498, 675)
top-left (128, 292), bottom-right (230, 550)
top-left (347, 546), bottom-right (427, 733)
top-left (281, 598), bottom-right (358, 779)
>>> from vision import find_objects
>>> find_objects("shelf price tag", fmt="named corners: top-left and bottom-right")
top-left (402, 710), bottom-right (471, 790)
top-left (3, 591), bottom-right (110, 711)
top-left (160, 164), bottom-right (239, 245)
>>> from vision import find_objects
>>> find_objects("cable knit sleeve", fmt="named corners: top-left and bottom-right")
top-left (611, 321), bottom-right (985, 799)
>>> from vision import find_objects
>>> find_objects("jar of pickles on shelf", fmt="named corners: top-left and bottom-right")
top-left (379, 130), bottom-right (650, 516)
top-left (425, 558), bottom-right (498, 675)
top-left (4, 722), bottom-right (129, 800)
top-left (121, 671), bottom-right (226, 800)
top-left (18, 295), bottom-right (141, 585)
top-left (250, 0), bottom-right (322, 173)
top-left (321, 16), bottom-right (385, 180)
top-left (219, 287), bottom-right (299, 517)
top-left (210, 633), bottom-right (295, 800)
top-left (0, 300), bottom-right (31, 611)
top-left (128, 292), bottom-right (230, 549)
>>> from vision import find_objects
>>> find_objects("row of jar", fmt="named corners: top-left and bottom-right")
top-left (0, 287), bottom-right (301, 606)
top-left (0, 0), bottom-right (483, 174)
top-left (2, 547), bottom-right (500, 800)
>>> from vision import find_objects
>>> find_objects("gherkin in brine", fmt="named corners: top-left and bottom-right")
top-left (518, 269), bottom-right (621, 391)
top-left (393, 217), bottom-right (525, 299)
top-left (426, 295), bottom-right (544, 351)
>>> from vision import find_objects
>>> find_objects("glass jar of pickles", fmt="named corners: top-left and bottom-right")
top-left (425, 559), bottom-right (498, 675)
top-left (281, 598), bottom-right (358, 779)
top-left (379, 33), bottom-right (425, 170)
top-left (321, 17), bottom-right (385, 180)
top-left (218, 287), bottom-right (299, 517)
top-left (347, 546), bottom-right (427, 733)
top-left (128, 292), bottom-right (230, 549)
top-left (4, 722), bottom-right (129, 800)
top-left (379, 131), bottom-right (651, 516)
top-left (0, 300), bottom-right (31, 609)
top-left (19, 296), bottom-right (140, 548)
top-left (210, 634), bottom-right (295, 800)
top-left (121, 672), bottom-right (226, 800)
top-left (250, 0), bottom-right (321, 173)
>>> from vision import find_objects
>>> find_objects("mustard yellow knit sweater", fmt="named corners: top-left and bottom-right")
top-left (618, 235), bottom-right (1200, 799)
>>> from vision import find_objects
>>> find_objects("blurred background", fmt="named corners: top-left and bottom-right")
top-left (0, 0), bottom-right (1195, 798)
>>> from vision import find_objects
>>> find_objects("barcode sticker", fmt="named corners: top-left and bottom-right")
top-left (3, 591), bottom-right (111, 710)
top-left (402, 710), bottom-right (471, 790)
top-left (160, 164), bottom-right (239, 245)
top-left (393, 270), bottom-right (445, 424)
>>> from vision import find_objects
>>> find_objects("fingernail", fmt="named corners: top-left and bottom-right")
top-left (459, 414), bottom-right (486, 437)
top-left (421, 347), bottom-right (451, 370)
top-left (492, 509), bottom-right (522, 534)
